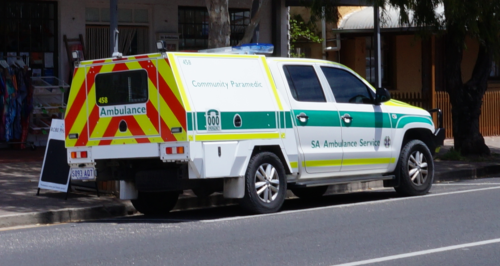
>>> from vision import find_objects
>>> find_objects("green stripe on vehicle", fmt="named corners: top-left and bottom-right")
top-left (339, 111), bottom-right (392, 128)
top-left (284, 111), bottom-right (293, 128)
top-left (196, 112), bottom-right (206, 130)
top-left (292, 110), bottom-right (341, 127)
top-left (279, 111), bottom-right (293, 129)
top-left (221, 112), bottom-right (277, 130)
top-left (187, 112), bottom-right (193, 131)
top-left (279, 111), bottom-right (284, 128)
top-left (396, 116), bottom-right (433, 128)
top-left (196, 111), bottom-right (277, 130)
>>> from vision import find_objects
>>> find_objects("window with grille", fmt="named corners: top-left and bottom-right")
top-left (178, 7), bottom-right (250, 50)
top-left (0, 1), bottom-right (58, 76)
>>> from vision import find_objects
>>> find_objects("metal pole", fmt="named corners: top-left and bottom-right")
top-left (322, 7), bottom-right (326, 59)
top-left (110, 0), bottom-right (118, 56)
top-left (251, 0), bottom-right (260, 43)
top-left (374, 4), bottom-right (382, 88)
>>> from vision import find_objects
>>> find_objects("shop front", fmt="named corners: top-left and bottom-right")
top-left (0, 0), bottom-right (290, 149)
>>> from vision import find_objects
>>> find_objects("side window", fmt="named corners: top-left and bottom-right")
top-left (321, 67), bottom-right (374, 104)
top-left (283, 65), bottom-right (326, 102)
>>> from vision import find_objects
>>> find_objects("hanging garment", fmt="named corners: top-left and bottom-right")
top-left (0, 73), bottom-right (5, 142)
top-left (20, 70), bottom-right (32, 149)
top-left (14, 68), bottom-right (27, 140)
top-left (4, 69), bottom-right (17, 142)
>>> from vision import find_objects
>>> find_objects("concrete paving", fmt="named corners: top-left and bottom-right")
top-left (0, 137), bottom-right (499, 228)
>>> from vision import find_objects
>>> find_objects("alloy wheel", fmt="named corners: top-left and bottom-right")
top-left (254, 163), bottom-right (280, 203)
top-left (407, 150), bottom-right (428, 186)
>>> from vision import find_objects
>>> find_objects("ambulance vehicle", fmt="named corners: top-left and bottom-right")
top-left (64, 43), bottom-right (445, 215)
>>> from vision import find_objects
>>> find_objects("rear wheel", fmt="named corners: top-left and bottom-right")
top-left (131, 191), bottom-right (179, 215)
top-left (240, 152), bottom-right (287, 214)
top-left (395, 140), bottom-right (434, 196)
top-left (292, 186), bottom-right (328, 200)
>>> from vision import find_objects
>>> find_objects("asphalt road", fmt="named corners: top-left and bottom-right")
top-left (1, 178), bottom-right (500, 266)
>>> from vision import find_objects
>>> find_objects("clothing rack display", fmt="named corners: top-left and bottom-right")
top-left (0, 59), bottom-right (35, 149)
top-left (29, 76), bottom-right (68, 147)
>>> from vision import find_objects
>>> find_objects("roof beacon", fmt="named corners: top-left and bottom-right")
top-left (198, 43), bottom-right (274, 55)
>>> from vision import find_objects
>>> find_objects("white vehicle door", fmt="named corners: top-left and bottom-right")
top-left (281, 64), bottom-right (343, 175)
top-left (319, 66), bottom-right (394, 172)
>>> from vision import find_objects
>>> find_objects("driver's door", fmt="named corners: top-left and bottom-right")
top-left (319, 66), bottom-right (394, 172)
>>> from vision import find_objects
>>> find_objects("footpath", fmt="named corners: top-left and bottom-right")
top-left (1, 137), bottom-right (500, 229)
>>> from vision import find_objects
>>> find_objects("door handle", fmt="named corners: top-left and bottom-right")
top-left (296, 113), bottom-right (309, 123)
top-left (341, 114), bottom-right (353, 124)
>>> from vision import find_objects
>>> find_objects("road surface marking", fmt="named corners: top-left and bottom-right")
top-left (201, 186), bottom-right (500, 223)
top-left (435, 183), bottom-right (500, 186)
top-left (331, 238), bottom-right (500, 266)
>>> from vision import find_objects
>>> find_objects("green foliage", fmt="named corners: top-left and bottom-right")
top-left (385, 0), bottom-right (500, 59)
top-left (306, 0), bottom-right (341, 23)
top-left (289, 17), bottom-right (323, 58)
top-left (439, 148), bottom-right (464, 161)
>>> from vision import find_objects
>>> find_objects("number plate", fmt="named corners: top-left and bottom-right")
top-left (70, 168), bottom-right (96, 181)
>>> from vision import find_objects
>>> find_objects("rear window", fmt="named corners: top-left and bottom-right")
top-left (283, 65), bottom-right (326, 102)
top-left (95, 70), bottom-right (148, 106)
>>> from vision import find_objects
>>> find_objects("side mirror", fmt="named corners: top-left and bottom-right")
top-left (375, 88), bottom-right (391, 105)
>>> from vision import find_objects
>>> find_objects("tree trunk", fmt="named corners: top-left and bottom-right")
top-left (444, 26), bottom-right (491, 156)
top-left (237, 0), bottom-right (267, 46)
top-left (455, 44), bottom-right (492, 155)
top-left (206, 0), bottom-right (230, 48)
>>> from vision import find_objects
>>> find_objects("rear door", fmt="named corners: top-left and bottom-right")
top-left (281, 64), bottom-right (343, 175)
top-left (85, 58), bottom-right (161, 146)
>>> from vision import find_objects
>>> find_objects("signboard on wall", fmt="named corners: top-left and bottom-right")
top-left (156, 32), bottom-right (179, 51)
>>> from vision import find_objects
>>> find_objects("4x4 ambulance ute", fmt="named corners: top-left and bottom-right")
top-left (65, 44), bottom-right (445, 214)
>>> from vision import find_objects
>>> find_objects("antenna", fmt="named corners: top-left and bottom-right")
top-left (112, 29), bottom-right (123, 58)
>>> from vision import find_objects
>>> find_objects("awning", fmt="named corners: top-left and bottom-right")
top-left (336, 4), bottom-right (444, 33)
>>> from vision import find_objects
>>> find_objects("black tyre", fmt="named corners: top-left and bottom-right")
top-left (394, 140), bottom-right (434, 196)
top-left (292, 186), bottom-right (328, 200)
top-left (240, 152), bottom-right (287, 214)
top-left (131, 191), bottom-right (179, 215)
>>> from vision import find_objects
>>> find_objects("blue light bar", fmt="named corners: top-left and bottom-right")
top-left (198, 43), bottom-right (274, 55)
top-left (232, 43), bottom-right (274, 54)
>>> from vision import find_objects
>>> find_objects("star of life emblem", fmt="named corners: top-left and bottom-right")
top-left (384, 136), bottom-right (391, 148)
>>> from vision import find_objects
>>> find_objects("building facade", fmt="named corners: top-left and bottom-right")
top-left (0, 0), bottom-right (290, 85)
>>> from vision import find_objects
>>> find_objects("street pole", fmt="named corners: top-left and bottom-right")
top-left (110, 0), bottom-right (118, 56)
top-left (374, 4), bottom-right (382, 88)
top-left (322, 7), bottom-right (326, 60)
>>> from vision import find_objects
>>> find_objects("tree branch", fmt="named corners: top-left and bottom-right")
top-left (237, 0), bottom-right (267, 46)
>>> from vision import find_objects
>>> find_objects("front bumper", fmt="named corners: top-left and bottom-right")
top-left (428, 108), bottom-right (446, 149)
top-left (434, 127), bottom-right (446, 148)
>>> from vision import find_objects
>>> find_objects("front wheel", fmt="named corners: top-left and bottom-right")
top-left (240, 152), bottom-right (287, 214)
top-left (394, 140), bottom-right (434, 196)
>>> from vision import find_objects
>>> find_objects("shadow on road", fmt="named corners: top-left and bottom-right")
top-left (88, 189), bottom-right (400, 225)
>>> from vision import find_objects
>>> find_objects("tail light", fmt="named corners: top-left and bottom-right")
top-left (71, 151), bottom-right (88, 159)
top-left (166, 146), bottom-right (185, 155)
